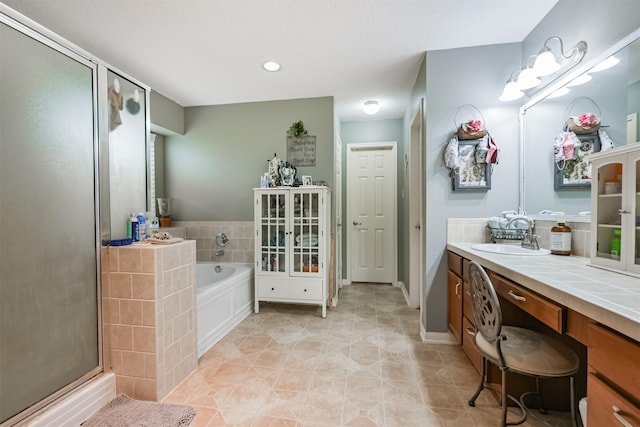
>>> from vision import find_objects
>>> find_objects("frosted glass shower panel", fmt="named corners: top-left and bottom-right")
top-left (108, 70), bottom-right (148, 238)
top-left (0, 20), bottom-right (99, 423)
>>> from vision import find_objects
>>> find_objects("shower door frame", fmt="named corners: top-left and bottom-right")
top-left (0, 6), bottom-right (104, 427)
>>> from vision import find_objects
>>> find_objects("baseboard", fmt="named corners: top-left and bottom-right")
top-left (397, 281), bottom-right (409, 302)
top-left (420, 324), bottom-right (457, 344)
top-left (28, 373), bottom-right (115, 427)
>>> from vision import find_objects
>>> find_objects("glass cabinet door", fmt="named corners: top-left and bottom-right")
top-left (259, 192), bottom-right (287, 273)
top-left (633, 157), bottom-right (640, 269)
top-left (595, 160), bottom-right (624, 263)
top-left (291, 190), bottom-right (321, 275)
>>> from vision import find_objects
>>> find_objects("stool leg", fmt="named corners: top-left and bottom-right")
top-left (501, 369), bottom-right (508, 427)
top-left (536, 377), bottom-right (548, 415)
top-left (570, 376), bottom-right (577, 427)
top-left (468, 356), bottom-right (486, 407)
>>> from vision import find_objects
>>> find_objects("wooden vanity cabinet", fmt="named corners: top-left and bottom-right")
top-left (587, 323), bottom-right (640, 425)
top-left (447, 252), bottom-right (463, 345)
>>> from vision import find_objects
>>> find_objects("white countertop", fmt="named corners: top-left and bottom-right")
top-left (447, 242), bottom-right (640, 342)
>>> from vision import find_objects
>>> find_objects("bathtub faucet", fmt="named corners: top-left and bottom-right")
top-left (215, 249), bottom-right (225, 257)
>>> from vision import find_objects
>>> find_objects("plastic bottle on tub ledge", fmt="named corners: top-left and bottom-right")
top-left (127, 213), bottom-right (139, 242)
top-left (137, 213), bottom-right (147, 242)
top-left (550, 212), bottom-right (571, 255)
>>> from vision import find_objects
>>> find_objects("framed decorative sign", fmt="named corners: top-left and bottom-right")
top-left (453, 139), bottom-right (491, 191)
top-left (554, 133), bottom-right (600, 190)
top-left (287, 135), bottom-right (316, 166)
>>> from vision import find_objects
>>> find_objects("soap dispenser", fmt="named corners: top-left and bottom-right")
top-left (550, 212), bottom-right (571, 255)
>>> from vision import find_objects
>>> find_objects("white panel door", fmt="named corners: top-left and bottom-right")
top-left (347, 143), bottom-right (396, 283)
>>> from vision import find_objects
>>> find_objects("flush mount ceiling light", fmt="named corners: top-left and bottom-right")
top-left (590, 56), bottom-right (620, 72)
top-left (363, 100), bottom-right (380, 115)
top-left (263, 61), bottom-right (281, 72)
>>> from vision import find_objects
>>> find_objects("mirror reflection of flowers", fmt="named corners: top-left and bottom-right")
top-left (577, 113), bottom-right (599, 126)
top-left (463, 120), bottom-right (483, 133)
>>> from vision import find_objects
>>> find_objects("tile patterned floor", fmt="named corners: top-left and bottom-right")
top-left (163, 283), bottom-right (575, 426)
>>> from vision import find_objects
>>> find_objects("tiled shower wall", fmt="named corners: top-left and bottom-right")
top-left (102, 240), bottom-right (197, 401)
top-left (446, 218), bottom-right (591, 257)
top-left (172, 221), bottom-right (254, 263)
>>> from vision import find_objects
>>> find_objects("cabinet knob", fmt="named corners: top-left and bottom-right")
top-left (353, 221), bottom-right (362, 226)
top-left (271, 287), bottom-right (275, 291)
top-left (304, 289), bottom-right (307, 292)
top-left (618, 209), bottom-right (631, 214)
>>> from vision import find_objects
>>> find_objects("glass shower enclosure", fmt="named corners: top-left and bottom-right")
top-left (0, 11), bottom-right (101, 425)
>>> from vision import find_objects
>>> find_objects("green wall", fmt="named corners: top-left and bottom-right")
top-left (163, 96), bottom-right (334, 221)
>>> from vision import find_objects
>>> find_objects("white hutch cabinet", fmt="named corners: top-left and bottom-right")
top-left (590, 144), bottom-right (640, 276)
top-left (253, 187), bottom-right (331, 317)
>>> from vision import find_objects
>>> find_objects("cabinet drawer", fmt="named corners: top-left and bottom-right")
top-left (461, 316), bottom-right (482, 373)
top-left (257, 279), bottom-right (289, 298)
top-left (447, 251), bottom-right (463, 277)
top-left (588, 323), bottom-right (640, 395)
top-left (290, 279), bottom-right (323, 301)
top-left (489, 272), bottom-right (563, 333)
top-left (587, 373), bottom-right (640, 427)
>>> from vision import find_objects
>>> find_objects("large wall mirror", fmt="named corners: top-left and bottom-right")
top-left (521, 28), bottom-right (640, 220)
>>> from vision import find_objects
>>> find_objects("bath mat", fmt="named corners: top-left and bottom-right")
top-left (81, 394), bottom-right (195, 427)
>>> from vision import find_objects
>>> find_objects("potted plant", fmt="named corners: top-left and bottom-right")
top-left (288, 120), bottom-right (308, 138)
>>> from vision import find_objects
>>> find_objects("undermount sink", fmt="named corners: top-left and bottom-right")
top-left (471, 243), bottom-right (550, 256)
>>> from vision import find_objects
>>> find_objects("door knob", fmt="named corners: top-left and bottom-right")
top-left (415, 224), bottom-right (421, 230)
top-left (353, 221), bottom-right (362, 226)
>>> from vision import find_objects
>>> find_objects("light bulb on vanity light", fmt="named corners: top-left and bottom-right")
top-left (516, 66), bottom-right (541, 90)
top-left (499, 78), bottom-right (524, 102)
top-left (590, 56), bottom-right (619, 72)
top-left (532, 48), bottom-right (561, 77)
top-left (363, 100), bottom-right (380, 115)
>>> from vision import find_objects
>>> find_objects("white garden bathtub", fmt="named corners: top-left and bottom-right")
top-left (196, 262), bottom-right (253, 357)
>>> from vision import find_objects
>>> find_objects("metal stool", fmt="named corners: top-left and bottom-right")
top-left (467, 261), bottom-right (579, 426)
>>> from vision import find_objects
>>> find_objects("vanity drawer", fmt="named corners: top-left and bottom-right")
top-left (488, 273), bottom-right (563, 333)
top-left (290, 279), bottom-right (323, 301)
top-left (587, 372), bottom-right (640, 427)
top-left (448, 251), bottom-right (463, 277)
top-left (461, 316), bottom-right (482, 373)
top-left (588, 322), bottom-right (640, 395)
top-left (257, 279), bottom-right (289, 298)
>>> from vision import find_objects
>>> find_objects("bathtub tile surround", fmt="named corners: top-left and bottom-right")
top-left (163, 283), bottom-right (571, 426)
top-left (447, 218), bottom-right (591, 257)
top-left (102, 240), bottom-right (197, 401)
top-left (173, 221), bottom-right (254, 263)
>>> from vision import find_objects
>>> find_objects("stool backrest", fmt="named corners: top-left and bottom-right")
top-left (468, 261), bottom-right (503, 346)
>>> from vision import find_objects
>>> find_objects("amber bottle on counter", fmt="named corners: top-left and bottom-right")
top-left (550, 213), bottom-right (571, 255)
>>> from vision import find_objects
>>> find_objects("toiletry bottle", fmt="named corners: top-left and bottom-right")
top-left (550, 212), bottom-right (571, 255)
top-left (148, 212), bottom-right (159, 238)
top-left (127, 213), bottom-right (139, 241)
top-left (611, 229), bottom-right (622, 259)
top-left (137, 213), bottom-right (146, 242)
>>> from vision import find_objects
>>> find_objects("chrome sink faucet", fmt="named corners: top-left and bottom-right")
top-left (506, 216), bottom-right (540, 250)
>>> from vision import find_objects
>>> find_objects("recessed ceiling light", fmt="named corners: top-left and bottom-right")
top-left (363, 100), bottom-right (380, 115)
top-left (263, 61), bottom-right (281, 72)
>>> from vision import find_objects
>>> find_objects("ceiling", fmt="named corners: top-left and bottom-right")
top-left (3, 0), bottom-right (558, 122)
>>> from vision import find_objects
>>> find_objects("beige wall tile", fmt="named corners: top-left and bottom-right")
top-left (172, 266), bottom-right (189, 294)
top-left (134, 378), bottom-right (157, 401)
top-left (111, 325), bottom-right (133, 350)
top-left (162, 246), bottom-right (181, 271)
top-left (179, 288), bottom-right (193, 313)
top-left (101, 272), bottom-right (110, 298)
top-left (119, 248), bottom-right (142, 273)
top-left (142, 301), bottom-right (156, 326)
top-left (133, 326), bottom-right (156, 353)
top-left (105, 298), bottom-right (120, 324)
top-left (120, 300), bottom-right (143, 325)
top-left (141, 248), bottom-right (155, 274)
top-left (110, 273), bottom-right (133, 299)
top-left (145, 353), bottom-right (157, 379)
top-left (109, 350), bottom-right (122, 372)
top-left (173, 312), bottom-right (190, 339)
top-left (132, 274), bottom-right (155, 300)
top-left (108, 247), bottom-right (119, 272)
top-left (120, 351), bottom-right (145, 377)
top-left (164, 292), bottom-right (181, 321)
top-left (115, 375), bottom-right (135, 397)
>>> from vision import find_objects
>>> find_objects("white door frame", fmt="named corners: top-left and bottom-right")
top-left (333, 134), bottom-right (343, 304)
top-left (346, 141), bottom-right (398, 285)
top-left (408, 100), bottom-right (424, 308)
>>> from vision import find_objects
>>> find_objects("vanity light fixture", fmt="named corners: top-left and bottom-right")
top-left (500, 36), bottom-right (587, 102)
top-left (499, 74), bottom-right (524, 102)
top-left (547, 86), bottom-right (570, 99)
top-left (532, 36), bottom-right (587, 77)
top-left (516, 65), bottom-right (541, 90)
top-left (263, 61), bottom-right (281, 72)
top-left (566, 73), bottom-right (592, 87)
top-left (363, 100), bottom-right (380, 115)
top-left (590, 55), bottom-right (619, 72)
